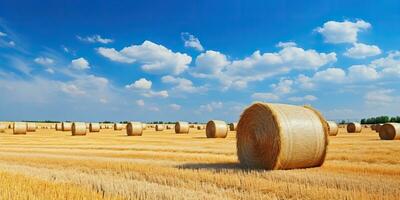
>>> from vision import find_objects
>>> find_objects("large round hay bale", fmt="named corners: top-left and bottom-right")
top-left (347, 122), bottom-right (362, 133)
top-left (127, 122), bottom-right (143, 136)
top-left (229, 123), bottom-right (238, 131)
top-left (89, 123), bottom-right (100, 132)
top-left (55, 123), bottom-right (62, 131)
top-left (26, 123), bottom-right (36, 132)
top-left (236, 103), bottom-right (328, 170)
top-left (327, 121), bottom-right (339, 136)
top-left (114, 123), bottom-right (123, 131)
top-left (175, 121), bottom-right (189, 134)
top-left (206, 120), bottom-right (228, 138)
top-left (0, 124), bottom-right (6, 133)
top-left (72, 122), bottom-right (87, 136)
top-left (62, 122), bottom-right (72, 131)
top-left (156, 124), bottom-right (164, 131)
top-left (379, 123), bottom-right (400, 140)
top-left (13, 122), bottom-right (27, 135)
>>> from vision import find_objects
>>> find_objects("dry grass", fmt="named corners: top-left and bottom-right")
top-left (0, 126), bottom-right (399, 199)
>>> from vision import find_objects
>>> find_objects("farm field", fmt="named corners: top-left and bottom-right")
top-left (0, 126), bottom-right (399, 200)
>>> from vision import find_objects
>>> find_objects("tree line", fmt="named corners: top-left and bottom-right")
top-left (360, 116), bottom-right (400, 124)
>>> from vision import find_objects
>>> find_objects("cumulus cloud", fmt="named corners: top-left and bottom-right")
top-left (136, 99), bottom-right (145, 106)
top-left (192, 44), bottom-right (336, 90)
top-left (161, 75), bottom-right (206, 93)
top-left (181, 32), bottom-right (204, 51)
top-left (142, 90), bottom-right (169, 98)
top-left (271, 78), bottom-right (293, 95)
top-left (313, 68), bottom-right (347, 83)
top-left (198, 101), bottom-right (223, 112)
top-left (34, 57), bottom-right (54, 65)
top-left (348, 65), bottom-right (379, 81)
top-left (364, 89), bottom-right (394, 106)
top-left (60, 84), bottom-right (86, 96)
top-left (371, 51), bottom-right (400, 78)
top-left (97, 40), bottom-right (192, 75)
top-left (344, 43), bottom-right (381, 59)
top-left (251, 92), bottom-right (280, 101)
top-left (276, 41), bottom-right (297, 48)
top-left (288, 95), bottom-right (317, 102)
top-left (71, 57), bottom-right (90, 70)
top-left (77, 35), bottom-right (113, 44)
top-left (169, 103), bottom-right (181, 110)
top-left (125, 78), bottom-right (152, 90)
top-left (315, 20), bottom-right (371, 43)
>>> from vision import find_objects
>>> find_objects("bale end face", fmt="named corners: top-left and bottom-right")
top-left (347, 122), bottom-right (362, 133)
top-left (379, 123), bottom-right (400, 140)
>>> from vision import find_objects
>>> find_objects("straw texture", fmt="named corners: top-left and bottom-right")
top-left (379, 123), bottom-right (400, 140)
top-left (114, 123), bottom-right (123, 131)
top-left (156, 124), bottom-right (164, 131)
top-left (236, 102), bottom-right (328, 170)
top-left (127, 122), bottom-right (143, 136)
top-left (62, 122), bottom-right (72, 131)
top-left (375, 124), bottom-right (382, 133)
top-left (206, 120), bottom-right (228, 138)
top-left (327, 121), bottom-right (339, 136)
top-left (89, 123), bottom-right (100, 132)
top-left (13, 122), bottom-right (27, 135)
top-left (347, 122), bottom-right (362, 133)
top-left (26, 123), bottom-right (36, 132)
top-left (55, 123), bottom-right (62, 131)
top-left (72, 122), bottom-right (87, 136)
top-left (229, 123), bottom-right (238, 131)
top-left (175, 121), bottom-right (189, 134)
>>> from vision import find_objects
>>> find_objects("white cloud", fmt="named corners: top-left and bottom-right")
top-left (125, 78), bottom-right (152, 90)
top-left (251, 92), bottom-right (280, 101)
top-left (97, 40), bottom-right (192, 75)
top-left (296, 74), bottom-right (315, 89)
top-left (181, 32), bottom-right (204, 51)
top-left (77, 35), bottom-right (113, 44)
top-left (364, 89), bottom-right (394, 106)
top-left (9, 41), bottom-right (15, 46)
top-left (136, 99), bottom-right (145, 106)
top-left (192, 44), bottom-right (336, 90)
top-left (0, 31), bottom-right (6, 37)
top-left (142, 90), bottom-right (169, 98)
top-left (34, 57), bottom-right (54, 65)
top-left (371, 51), bottom-right (400, 78)
top-left (315, 20), bottom-right (371, 43)
top-left (276, 41), bottom-right (297, 48)
top-left (60, 84), bottom-right (86, 96)
top-left (169, 104), bottom-right (181, 110)
top-left (199, 101), bottom-right (223, 112)
top-left (288, 95), bottom-right (317, 102)
top-left (313, 68), bottom-right (346, 83)
top-left (45, 68), bottom-right (55, 74)
top-left (344, 43), bottom-right (381, 58)
top-left (71, 57), bottom-right (90, 70)
top-left (271, 78), bottom-right (293, 95)
top-left (348, 65), bottom-right (379, 81)
top-left (161, 75), bottom-right (205, 93)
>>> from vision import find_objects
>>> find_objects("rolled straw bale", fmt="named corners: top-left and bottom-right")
top-left (229, 123), bottom-right (238, 131)
top-left (89, 123), bottom-right (100, 132)
top-left (156, 124), bottom-right (164, 131)
top-left (375, 124), bottom-right (383, 133)
top-left (26, 123), bottom-right (36, 132)
top-left (379, 123), bottom-right (400, 140)
top-left (127, 122), bottom-right (143, 136)
top-left (197, 125), bottom-right (204, 130)
top-left (236, 102), bottom-right (328, 170)
top-left (166, 125), bottom-right (172, 130)
top-left (371, 124), bottom-right (376, 131)
top-left (0, 124), bottom-right (5, 133)
top-left (72, 122), bottom-right (87, 136)
top-left (142, 123), bottom-right (147, 130)
top-left (114, 123), bottom-right (123, 131)
top-left (175, 121), bottom-right (189, 134)
top-left (206, 120), bottom-right (228, 138)
top-left (62, 122), bottom-right (72, 131)
top-left (327, 121), bottom-right (339, 136)
top-left (347, 122), bottom-right (362, 133)
top-left (13, 122), bottom-right (27, 135)
top-left (85, 123), bottom-right (90, 129)
top-left (55, 123), bottom-right (62, 131)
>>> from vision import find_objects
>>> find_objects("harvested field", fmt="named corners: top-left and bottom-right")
top-left (0, 126), bottom-right (399, 199)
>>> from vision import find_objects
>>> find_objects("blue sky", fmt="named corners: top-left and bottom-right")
top-left (0, 0), bottom-right (399, 122)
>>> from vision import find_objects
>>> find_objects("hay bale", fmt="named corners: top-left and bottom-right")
top-left (72, 122), bottom-right (87, 136)
top-left (236, 102), bottom-right (328, 170)
top-left (347, 122), bottom-right (362, 133)
top-left (55, 123), bottom-right (62, 131)
top-left (166, 125), bottom-right (173, 130)
top-left (229, 123), bottom-right (238, 131)
top-left (375, 124), bottom-right (383, 133)
top-left (0, 124), bottom-right (5, 133)
top-left (379, 123), bottom-right (400, 140)
top-left (13, 122), bottom-right (27, 135)
top-left (156, 124), bottom-right (165, 131)
top-left (371, 124), bottom-right (376, 131)
top-left (175, 121), bottom-right (189, 134)
top-left (206, 120), bottom-right (228, 138)
top-left (26, 123), bottom-right (36, 132)
top-left (62, 122), bottom-right (72, 131)
top-left (89, 123), bottom-right (100, 132)
top-left (197, 125), bottom-right (204, 130)
top-left (127, 122), bottom-right (143, 136)
top-left (142, 123), bottom-right (147, 130)
top-left (327, 121), bottom-right (339, 136)
top-left (8, 123), bottom-right (12, 129)
top-left (114, 123), bottom-right (123, 131)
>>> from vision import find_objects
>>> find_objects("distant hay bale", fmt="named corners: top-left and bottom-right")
top-left (156, 124), bottom-right (165, 131)
top-left (26, 123), bottom-right (36, 132)
top-left (127, 122), bottom-right (143, 136)
top-left (206, 120), bottom-right (228, 138)
top-left (142, 123), bottom-right (147, 130)
top-left (175, 121), bottom-right (189, 134)
top-left (375, 124), bottom-right (383, 132)
top-left (62, 122), bottom-right (72, 131)
top-left (55, 123), bottom-right (62, 131)
top-left (236, 102), bottom-right (328, 170)
top-left (327, 121), bottom-right (339, 136)
top-left (72, 122), bottom-right (87, 136)
top-left (166, 125), bottom-right (173, 129)
top-left (89, 123), bottom-right (100, 132)
top-left (347, 122), bottom-right (362, 133)
top-left (229, 123), bottom-right (238, 131)
top-left (379, 123), bottom-right (400, 140)
top-left (13, 122), bottom-right (27, 135)
top-left (371, 124), bottom-right (376, 131)
top-left (197, 125), bottom-right (204, 130)
top-left (0, 124), bottom-right (5, 133)
top-left (189, 124), bottom-right (195, 128)
top-left (85, 123), bottom-right (90, 129)
top-left (114, 123), bottom-right (123, 131)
